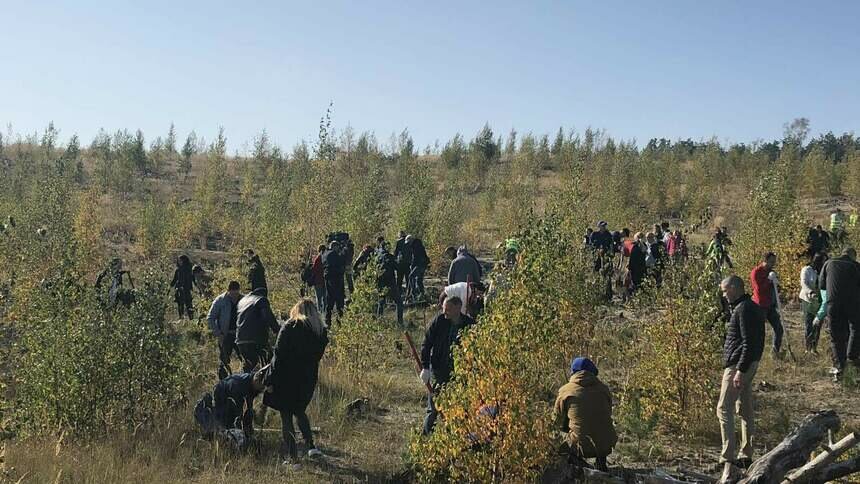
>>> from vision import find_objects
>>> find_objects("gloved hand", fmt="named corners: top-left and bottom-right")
top-left (768, 271), bottom-right (779, 284)
top-left (813, 317), bottom-right (820, 328)
top-left (420, 369), bottom-right (432, 386)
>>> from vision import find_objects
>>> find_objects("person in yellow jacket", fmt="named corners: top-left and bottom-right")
top-left (554, 357), bottom-right (617, 472)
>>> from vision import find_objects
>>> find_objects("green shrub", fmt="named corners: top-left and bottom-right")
top-left (11, 267), bottom-right (188, 438)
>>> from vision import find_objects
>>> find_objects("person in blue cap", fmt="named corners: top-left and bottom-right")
top-left (554, 357), bottom-right (617, 472)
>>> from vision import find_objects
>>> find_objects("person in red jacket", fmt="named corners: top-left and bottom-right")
top-left (750, 252), bottom-right (784, 356)
top-left (311, 244), bottom-right (326, 311)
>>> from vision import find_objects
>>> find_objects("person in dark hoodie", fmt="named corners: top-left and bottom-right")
top-left (264, 299), bottom-right (329, 467)
top-left (322, 240), bottom-right (346, 325)
top-left (393, 230), bottom-right (412, 294)
top-left (716, 275), bottom-right (765, 478)
top-left (818, 247), bottom-right (860, 380)
top-left (245, 249), bottom-right (267, 291)
top-left (409, 236), bottom-right (430, 302)
top-left (170, 255), bottom-right (197, 319)
top-left (376, 244), bottom-right (404, 327)
top-left (235, 287), bottom-right (280, 372)
top-left (213, 367), bottom-right (267, 436)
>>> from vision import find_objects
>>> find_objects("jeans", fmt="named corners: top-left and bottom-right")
top-left (759, 304), bottom-right (784, 352)
top-left (376, 285), bottom-right (404, 327)
top-left (409, 264), bottom-right (427, 299)
top-left (828, 307), bottom-right (860, 370)
top-left (801, 303), bottom-right (821, 351)
top-left (423, 393), bottom-right (439, 435)
top-left (716, 361), bottom-right (759, 463)
top-left (314, 284), bottom-right (326, 312)
top-left (218, 332), bottom-right (238, 380)
top-left (281, 409), bottom-right (315, 459)
top-left (236, 343), bottom-right (271, 373)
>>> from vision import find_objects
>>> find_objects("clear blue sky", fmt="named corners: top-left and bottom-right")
top-left (2, 1), bottom-right (858, 153)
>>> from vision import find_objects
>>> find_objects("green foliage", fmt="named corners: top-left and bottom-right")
top-left (626, 260), bottom-right (723, 432)
top-left (410, 215), bottom-right (604, 482)
top-left (734, 160), bottom-right (808, 300)
top-left (11, 268), bottom-right (188, 438)
top-left (328, 264), bottom-right (396, 391)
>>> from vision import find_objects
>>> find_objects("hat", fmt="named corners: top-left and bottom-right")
top-left (570, 357), bottom-right (598, 376)
top-left (597, 220), bottom-right (608, 227)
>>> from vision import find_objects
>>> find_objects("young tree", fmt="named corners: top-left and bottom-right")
top-left (165, 122), bottom-right (177, 156)
top-left (441, 134), bottom-right (465, 168)
top-left (180, 131), bottom-right (197, 179)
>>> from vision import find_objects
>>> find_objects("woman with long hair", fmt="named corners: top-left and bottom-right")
top-left (264, 298), bottom-right (329, 467)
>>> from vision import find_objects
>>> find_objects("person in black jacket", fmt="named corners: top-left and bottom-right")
top-left (818, 247), bottom-right (860, 379)
top-left (235, 287), bottom-right (280, 372)
top-left (393, 231), bottom-right (412, 294)
top-left (245, 249), bottom-right (267, 291)
top-left (264, 299), bottom-right (329, 464)
top-left (409, 236), bottom-right (430, 302)
top-left (716, 275), bottom-right (765, 476)
top-left (170, 255), bottom-right (197, 319)
top-left (213, 369), bottom-right (267, 435)
top-left (322, 241), bottom-right (346, 325)
top-left (419, 296), bottom-right (476, 434)
top-left (375, 245), bottom-right (404, 327)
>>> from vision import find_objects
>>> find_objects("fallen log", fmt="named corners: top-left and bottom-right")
top-left (782, 431), bottom-right (858, 483)
top-left (738, 410), bottom-right (841, 484)
top-left (814, 455), bottom-right (860, 482)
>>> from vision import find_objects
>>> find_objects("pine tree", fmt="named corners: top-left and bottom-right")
top-left (180, 131), bottom-right (197, 179)
top-left (165, 122), bottom-right (177, 156)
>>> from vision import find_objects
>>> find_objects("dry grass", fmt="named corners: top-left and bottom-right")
top-left (2, 309), bottom-right (429, 484)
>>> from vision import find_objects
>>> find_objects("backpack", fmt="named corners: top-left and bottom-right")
top-left (194, 392), bottom-right (216, 435)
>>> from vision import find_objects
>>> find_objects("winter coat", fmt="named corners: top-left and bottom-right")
top-left (448, 254), bottom-right (481, 285)
top-left (213, 372), bottom-right (259, 429)
top-left (819, 255), bottom-right (860, 318)
top-left (411, 239), bottom-right (430, 268)
top-left (723, 294), bottom-right (765, 373)
top-left (554, 372), bottom-right (617, 458)
top-left (311, 254), bottom-right (325, 287)
top-left (322, 249), bottom-right (345, 280)
top-left (235, 288), bottom-right (280, 346)
top-left (247, 255), bottom-right (267, 290)
top-left (171, 262), bottom-right (195, 292)
top-left (207, 292), bottom-right (236, 337)
top-left (263, 319), bottom-right (328, 413)
top-left (420, 313), bottom-right (476, 385)
top-left (750, 264), bottom-right (775, 308)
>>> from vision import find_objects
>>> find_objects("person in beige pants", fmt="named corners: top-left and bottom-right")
top-left (717, 275), bottom-right (766, 476)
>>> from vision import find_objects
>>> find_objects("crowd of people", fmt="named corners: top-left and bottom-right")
top-left (91, 211), bottom-right (858, 476)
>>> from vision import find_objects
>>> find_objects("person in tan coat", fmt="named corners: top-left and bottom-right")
top-left (554, 357), bottom-right (617, 472)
